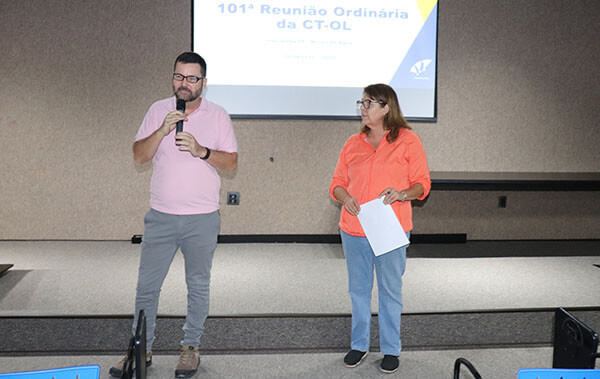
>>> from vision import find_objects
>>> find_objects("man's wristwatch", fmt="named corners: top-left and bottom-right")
top-left (200, 147), bottom-right (211, 160)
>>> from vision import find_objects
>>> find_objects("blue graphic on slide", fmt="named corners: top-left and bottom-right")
top-left (389, 3), bottom-right (437, 89)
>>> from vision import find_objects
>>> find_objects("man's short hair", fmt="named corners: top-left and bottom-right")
top-left (174, 52), bottom-right (207, 77)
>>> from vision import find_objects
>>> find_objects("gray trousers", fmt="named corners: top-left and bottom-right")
top-left (132, 208), bottom-right (220, 350)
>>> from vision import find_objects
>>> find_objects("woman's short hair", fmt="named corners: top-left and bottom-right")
top-left (361, 83), bottom-right (411, 142)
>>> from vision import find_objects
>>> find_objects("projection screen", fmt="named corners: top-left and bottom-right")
top-left (192, 0), bottom-right (438, 120)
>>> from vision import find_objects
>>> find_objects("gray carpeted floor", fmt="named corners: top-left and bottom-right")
top-left (0, 347), bottom-right (553, 378)
top-left (0, 241), bottom-right (599, 317)
top-left (1, 241), bottom-right (598, 377)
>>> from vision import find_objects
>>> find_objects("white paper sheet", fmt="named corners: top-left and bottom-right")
top-left (357, 197), bottom-right (409, 256)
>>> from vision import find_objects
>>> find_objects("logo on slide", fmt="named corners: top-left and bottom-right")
top-left (410, 59), bottom-right (432, 78)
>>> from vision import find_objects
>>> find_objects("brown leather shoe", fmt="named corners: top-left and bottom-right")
top-left (108, 351), bottom-right (152, 378)
top-left (175, 345), bottom-right (200, 378)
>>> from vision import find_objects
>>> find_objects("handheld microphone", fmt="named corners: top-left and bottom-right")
top-left (176, 99), bottom-right (186, 133)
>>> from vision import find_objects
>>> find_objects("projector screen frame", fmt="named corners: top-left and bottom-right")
top-left (190, 1), bottom-right (438, 122)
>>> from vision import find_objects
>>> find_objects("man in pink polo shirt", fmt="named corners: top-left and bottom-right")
top-left (110, 52), bottom-right (237, 379)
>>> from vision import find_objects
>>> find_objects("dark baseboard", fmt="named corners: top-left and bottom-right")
top-left (216, 234), bottom-right (468, 244)
top-left (132, 234), bottom-right (467, 244)
top-left (217, 234), bottom-right (341, 244)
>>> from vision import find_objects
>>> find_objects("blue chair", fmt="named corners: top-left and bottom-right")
top-left (0, 365), bottom-right (100, 379)
top-left (518, 368), bottom-right (600, 379)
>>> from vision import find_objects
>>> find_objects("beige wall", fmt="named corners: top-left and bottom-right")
top-left (1, 0), bottom-right (599, 240)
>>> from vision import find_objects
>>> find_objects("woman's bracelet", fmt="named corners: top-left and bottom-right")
top-left (400, 190), bottom-right (408, 201)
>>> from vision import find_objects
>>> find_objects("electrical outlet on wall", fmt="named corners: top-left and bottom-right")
top-left (227, 192), bottom-right (240, 205)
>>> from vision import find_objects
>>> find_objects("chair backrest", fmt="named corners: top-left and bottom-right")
top-left (518, 368), bottom-right (600, 379)
top-left (0, 365), bottom-right (100, 379)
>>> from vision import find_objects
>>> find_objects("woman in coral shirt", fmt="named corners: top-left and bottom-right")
top-left (330, 83), bottom-right (431, 374)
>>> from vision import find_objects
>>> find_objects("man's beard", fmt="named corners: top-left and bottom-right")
top-left (174, 85), bottom-right (201, 102)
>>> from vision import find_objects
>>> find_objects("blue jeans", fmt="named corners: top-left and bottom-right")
top-left (341, 230), bottom-right (409, 356)
top-left (133, 208), bottom-right (220, 351)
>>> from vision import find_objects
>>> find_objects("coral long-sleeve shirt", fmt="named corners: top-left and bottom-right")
top-left (330, 129), bottom-right (431, 236)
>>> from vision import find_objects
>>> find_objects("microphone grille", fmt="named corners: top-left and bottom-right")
top-left (176, 99), bottom-right (186, 112)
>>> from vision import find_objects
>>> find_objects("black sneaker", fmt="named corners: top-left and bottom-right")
top-left (343, 350), bottom-right (368, 368)
top-left (380, 355), bottom-right (399, 373)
